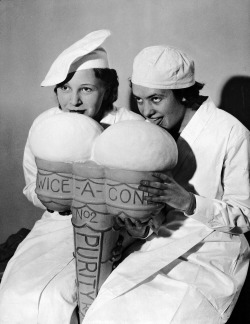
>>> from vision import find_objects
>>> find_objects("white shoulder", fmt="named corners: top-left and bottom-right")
top-left (102, 106), bottom-right (144, 126)
top-left (116, 107), bottom-right (145, 121)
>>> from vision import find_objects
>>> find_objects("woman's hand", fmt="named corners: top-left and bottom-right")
top-left (110, 220), bottom-right (149, 269)
top-left (114, 216), bottom-right (150, 239)
top-left (110, 234), bottom-right (124, 269)
top-left (138, 172), bottom-right (192, 211)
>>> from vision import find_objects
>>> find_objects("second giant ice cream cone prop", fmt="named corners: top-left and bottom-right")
top-left (72, 161), bottom-right (119, 321)
top-left (29, 112), bottom-right (103, 212)
top-left (92, 120), bottom-right (178, 221)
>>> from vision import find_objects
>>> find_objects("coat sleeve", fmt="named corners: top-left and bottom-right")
top-left (23, 130), bottom-right (46, 210)
top-left (189, 126), bottom-right (250, 234)
top-left (22, 107), bottom-right (61, 209)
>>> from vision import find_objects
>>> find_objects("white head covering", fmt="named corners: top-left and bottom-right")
top-left (131, 45), bottom-right (195, 89)
top-left (41, 29), bottom-right (111, 87)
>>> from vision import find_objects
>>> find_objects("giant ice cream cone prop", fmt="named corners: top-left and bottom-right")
top-left (29, 112), bottom-right (117, 321)
top-left (72, 161), bottom-right (119, 321)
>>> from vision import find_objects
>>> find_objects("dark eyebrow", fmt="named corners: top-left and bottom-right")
top-left (147, 93), bottom-right (163, 99)
top-left (58, 83), bottom-right (96, 88)
top-left (80, 84), bottom-right (98, 90)
top-left (133, 93), bottom-right (162, 98)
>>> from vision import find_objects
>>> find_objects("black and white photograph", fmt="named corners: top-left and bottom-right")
top-left (0, 1), bottom-right (250, 323)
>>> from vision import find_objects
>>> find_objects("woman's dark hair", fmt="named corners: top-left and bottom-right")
top-left (172, 81), bottom-right (207, 110)
top-left (93, 68), bottom-right (119, 112)
top-left (54, 68), bottom-right (119, 116)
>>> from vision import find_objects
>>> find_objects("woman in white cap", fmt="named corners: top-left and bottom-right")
top-left (0, 30), bottom-right (143, 324)
top-left (83, 46), bottom-right (250, 323)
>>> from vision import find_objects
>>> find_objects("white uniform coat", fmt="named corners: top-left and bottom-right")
top-left (83, 99), bottom-right (250, 324)
top-left (0, 106), bottom-right (144, 324)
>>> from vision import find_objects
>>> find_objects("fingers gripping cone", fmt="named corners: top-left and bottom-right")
top-left (104, 167), bottom-right (164, 221)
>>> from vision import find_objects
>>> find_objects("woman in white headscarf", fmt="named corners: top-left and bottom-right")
top-left (0, 30), bottom-right (143, 324)
top-left (83, 46), bottom-right (250, 324)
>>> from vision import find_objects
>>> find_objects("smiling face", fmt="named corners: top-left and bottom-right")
top-left (56, 69), bottom-right (107, 121)
top-left (132, 84), bottom-right (185, 130)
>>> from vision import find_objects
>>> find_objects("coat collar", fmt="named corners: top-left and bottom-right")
top-left (173, 98), bottom-right (217, 176)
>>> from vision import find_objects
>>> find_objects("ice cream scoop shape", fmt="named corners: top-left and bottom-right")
top-left (92, 120), bottom-right (178, 171)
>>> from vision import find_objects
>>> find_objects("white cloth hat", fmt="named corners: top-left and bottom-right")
top-left (41, 29), bottom-right (111, 87)
top-left (131, 45), bottom-right (195, 89)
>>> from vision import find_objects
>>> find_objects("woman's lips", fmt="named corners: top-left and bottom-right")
top-left (69, 110), bottom-right (85, 114)
top-left (147, 117), bottom-right (163, 125)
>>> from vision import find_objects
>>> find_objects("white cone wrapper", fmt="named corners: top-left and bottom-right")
top-left (41, 30), bottom-right (110, 87)
top-left (131, 45), bottom-right (195, 89)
